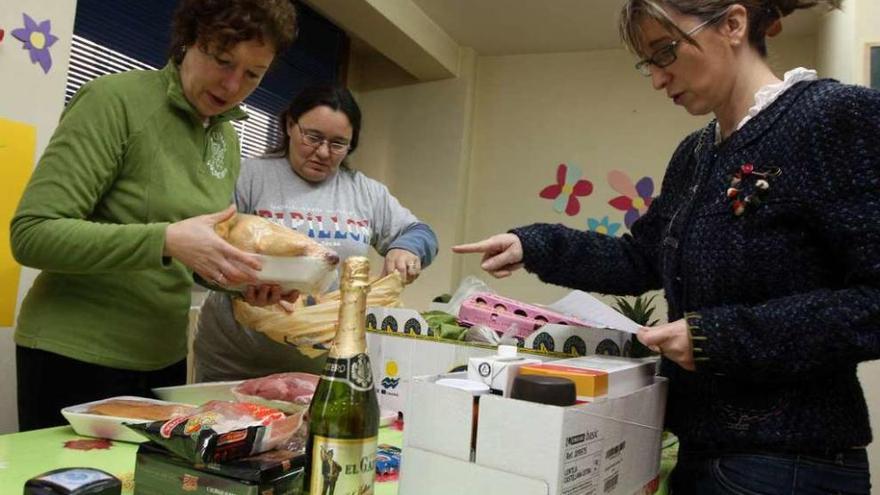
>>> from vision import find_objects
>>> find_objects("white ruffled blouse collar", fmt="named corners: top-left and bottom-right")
top-left (715, 67), bottom-right (818, 144)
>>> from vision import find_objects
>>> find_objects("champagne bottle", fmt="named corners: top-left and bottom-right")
top-left (308, 256), bottom-right (379, 495)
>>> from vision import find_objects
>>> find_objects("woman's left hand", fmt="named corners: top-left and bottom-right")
top-left (242, 285), bottom-right (300, 307)
top-left (637, 319), bottom-right (695, 371)
top-left (383, 249), bottom-right (421, 284)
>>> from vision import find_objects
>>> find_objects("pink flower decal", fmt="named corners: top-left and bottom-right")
top-left (12, 13), bottom-right (59, 74)
top-left (539, 164), bottom-right (593, 216)
top-left (608, 170), bottom-right (655, 229)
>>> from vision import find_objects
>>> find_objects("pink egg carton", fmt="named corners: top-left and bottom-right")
top-left (457, 292), bottom-right (593, 340)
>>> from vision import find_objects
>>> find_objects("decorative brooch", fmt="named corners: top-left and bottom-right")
top-left (726, 163), bottom-right (782, 216)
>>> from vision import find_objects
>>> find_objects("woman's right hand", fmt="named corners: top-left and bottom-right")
top-left (164, 205), bottom-right (263, 286)
top-left (452, 233), bottom-right (524, 278)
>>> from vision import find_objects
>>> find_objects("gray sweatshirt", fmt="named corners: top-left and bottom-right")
top-left (193, 156), bottom-right (438, 381)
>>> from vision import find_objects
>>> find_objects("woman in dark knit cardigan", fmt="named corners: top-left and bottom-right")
top-left (455, 0), bottom-right (878, 493)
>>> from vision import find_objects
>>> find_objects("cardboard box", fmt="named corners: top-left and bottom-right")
top-left (467, 346), bottom-right (542, 396)
top-left (366, 330), bottom-right (507, 416)
top-left (365, 290), bottom-right (642, 416)
top-left (524, 323), bottom-right (631, 357)
top-left (133, 442), bottom-right (305, 495)
top-left (367, 307), bottom-right (432, 336)
top-left (519, 355), bottom-right (657, 400)
top-left (552, 355), bottom-right (658, 398)
top-left (400, 373), bottom-right (667, 495)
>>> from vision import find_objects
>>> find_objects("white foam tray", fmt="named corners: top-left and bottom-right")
top-left (61, 396), bottom-right (193, 443)
top-left (230, 256), bottom-right (337, 294)
top-left (152, 380), bottom-right (243, 405)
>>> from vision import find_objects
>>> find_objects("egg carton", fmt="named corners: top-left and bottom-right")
top-left (456, 292), bottom-right (595, 340)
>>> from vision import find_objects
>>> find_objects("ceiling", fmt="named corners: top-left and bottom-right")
top-left (409, 0), bottom-right (824, 56)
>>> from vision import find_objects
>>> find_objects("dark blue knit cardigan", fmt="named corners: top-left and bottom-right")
top-left (511, 79), bottom-right (880, 453)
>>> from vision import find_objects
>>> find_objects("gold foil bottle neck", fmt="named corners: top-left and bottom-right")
top-left (340, 256), bottom-right (370, 291)
top-left (330, 256), bottom-right (371, 358)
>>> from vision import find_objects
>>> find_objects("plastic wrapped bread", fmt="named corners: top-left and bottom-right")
top-left (232, 272), bottom-right (405, 351)
top-left (214, 213), bottom-right (340, 294)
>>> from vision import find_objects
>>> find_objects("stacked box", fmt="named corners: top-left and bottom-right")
top-left (133, 442), bottom-right (305, 495)
top-left (400, 373), bottom-right (667, 495)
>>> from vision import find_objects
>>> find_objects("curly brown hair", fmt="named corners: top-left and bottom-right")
top-left (619, 0), bottom-right (841, 58)
top-left (169, 0), bottom-right (297, 63)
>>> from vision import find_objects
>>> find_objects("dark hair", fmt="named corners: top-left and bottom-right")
top-left (619, 0), bottom-right (841, 58)
top-left (268, 85), bottom-right (363, 157)
top-left (169, 0), bottom-right (297, 63)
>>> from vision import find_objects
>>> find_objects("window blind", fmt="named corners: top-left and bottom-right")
top-left (65, 34), bottom-right (284, 157)
top-left (66, 0), bottom-right (347, 157)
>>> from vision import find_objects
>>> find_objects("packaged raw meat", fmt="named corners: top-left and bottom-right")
top-left (231, 372), bottom-right (320, 414)
top-left (87, 399), bottom-right (195, 421)
top-left (126, 400), bottom-right (304, 464)
top-left (214, 213), bottom-right (340, 294)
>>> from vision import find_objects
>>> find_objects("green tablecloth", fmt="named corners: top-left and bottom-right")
top-left (0, 426), bottom-right (402, 494)
top-left (0, 426), bottom-right (671, 494)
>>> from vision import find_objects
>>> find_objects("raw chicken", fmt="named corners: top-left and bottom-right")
top-left (215, 213), bottom-right (340, 264)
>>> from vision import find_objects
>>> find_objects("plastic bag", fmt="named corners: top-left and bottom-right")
top-left (231, 372), bottom-right (320, 415)
top-left (127, 401), bottom-right (304, 464)
top-left (213, 213), bottom-right (340, 294)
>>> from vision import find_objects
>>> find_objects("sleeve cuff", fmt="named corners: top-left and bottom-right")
top-left (151, 222), bottom-right (173, 268)
top-left (388, 223), bottom-right (438, 267)
top-left (686, 311), bottom-right (712, 371)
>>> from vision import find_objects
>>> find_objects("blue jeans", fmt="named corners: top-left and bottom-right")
top-left (669, 449), bottom-right (871, 495)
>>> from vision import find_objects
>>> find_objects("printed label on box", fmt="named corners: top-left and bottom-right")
top-left (561, 428), bottom-right (602, 494)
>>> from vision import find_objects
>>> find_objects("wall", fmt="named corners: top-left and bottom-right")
top-left (0, 1), bottom-right (78, 434)
top-left (459, 35), bottom-right (816, 306)
top-left (351, 32), bottom-right (818, 312)
top-left (349, 48), bottom-right (478, 309)
top-left (816, 3), bottom-right (856, 81)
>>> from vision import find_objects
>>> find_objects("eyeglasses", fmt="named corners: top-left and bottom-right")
top-left (634, 10), bottom-right (727, 77)
top-left (296, 123), bottom-right (351, 155)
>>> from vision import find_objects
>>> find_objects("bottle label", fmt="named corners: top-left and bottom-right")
top-left (323, 354), bottom-right (374, 392)
top-left (309, 435), bottom-right (377, 495)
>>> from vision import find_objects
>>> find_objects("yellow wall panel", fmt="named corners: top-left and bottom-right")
top-left (0, 118), bottom-right (37, 327)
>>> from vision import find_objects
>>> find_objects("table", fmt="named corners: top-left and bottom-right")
top-left (0, 426), bottom-right (403, 494)
top-left (0, 426), bottom-right (673, 494)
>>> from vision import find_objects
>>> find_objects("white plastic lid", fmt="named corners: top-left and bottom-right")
top-left (435, 378), bottom-right (491, 395)
top-left (497, 344), bottom-right (519, 359)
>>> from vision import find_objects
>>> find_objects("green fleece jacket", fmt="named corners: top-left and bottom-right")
top-left (11, 62), bottom-right (246, 370)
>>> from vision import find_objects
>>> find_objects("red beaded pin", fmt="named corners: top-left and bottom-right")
top-left (726, 163), bottom-right (781, 216)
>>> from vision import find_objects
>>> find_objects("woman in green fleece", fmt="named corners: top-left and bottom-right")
top-left (10, 0), bottom-right (298, 431)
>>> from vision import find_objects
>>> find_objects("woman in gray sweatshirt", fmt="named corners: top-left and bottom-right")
top-left (193, 85), bottom-right (438, 381)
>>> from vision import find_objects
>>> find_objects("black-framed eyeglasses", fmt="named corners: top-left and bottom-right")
top-left (634, 11), bottom-right (727, 77)
top-left (296, 123), bottom-right (351, 155)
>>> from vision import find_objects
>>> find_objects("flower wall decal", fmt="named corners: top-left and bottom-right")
top-left (608, 170), bottom-right (655, 229)
top-left (587, 216), bottom-right (622, 237)
top-left (539, 163), bottom-right (593, 216)
top-left (11, 13), bottom-right (59, 74)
